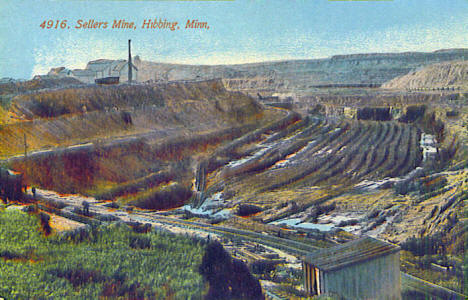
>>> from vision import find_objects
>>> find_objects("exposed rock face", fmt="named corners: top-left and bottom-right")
top-left (382, 60), bottom-right (468, 90)
top-left (45, 49), bottom-right (467, 92)
top-left (131, 49), bottom-right (468, 92)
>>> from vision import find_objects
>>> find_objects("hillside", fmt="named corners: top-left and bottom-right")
top-left (133, 49), bottom-right (468, 92)
top-left (382, 61), bottom-right (468, 90)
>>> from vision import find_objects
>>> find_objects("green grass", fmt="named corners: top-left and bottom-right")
top-left (0, 209), bottom-right (206, 299)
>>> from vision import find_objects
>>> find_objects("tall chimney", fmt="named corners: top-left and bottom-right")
top-left (128, 39), bottom-right (132, 83)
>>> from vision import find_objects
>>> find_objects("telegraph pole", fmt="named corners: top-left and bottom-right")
top-left (23, 133), bottom-right (28, 157)
top-left (128, 39), bottom-right (132, 83)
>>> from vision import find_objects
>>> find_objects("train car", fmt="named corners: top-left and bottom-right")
top-left (95, 76), bottom-right (119, 85)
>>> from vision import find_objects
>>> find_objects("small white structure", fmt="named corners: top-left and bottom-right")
top-left (343, 106), bottom-right (357, 119)
top-left (303, 236), bottom-right (401, 299)
top-left (420, 133), bottom-right (437, 161)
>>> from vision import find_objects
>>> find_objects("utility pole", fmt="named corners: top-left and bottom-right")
top-left (128, 39), bottom-right (132, 83)
top-left (23, 133), bottom-right (28, 157)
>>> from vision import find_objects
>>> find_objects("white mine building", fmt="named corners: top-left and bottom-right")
top-left (48, 59), bottom-right (138, 84)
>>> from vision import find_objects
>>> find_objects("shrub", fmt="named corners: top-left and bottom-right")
top-left (236, 204), bottom-right (262, 217)
top-left (129, 235), bottom-right (151, 249)
top-left (337, 219), bottom-right (359, 227)
top-left (401, 233), bottom-right (445, 256)
top-left (39, 212), bottom-right (51, 235)
top-left (53, 267), bottom-right (105, 287)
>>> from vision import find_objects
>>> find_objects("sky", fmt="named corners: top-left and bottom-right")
top-left (0, 0), bottom-right (467, 79)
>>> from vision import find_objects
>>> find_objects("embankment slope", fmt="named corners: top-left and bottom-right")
top-left (382, 61), bottom-right (468, 90)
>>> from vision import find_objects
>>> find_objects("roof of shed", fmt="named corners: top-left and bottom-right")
top-left (111, 60), bottom-right (128, 72)
top-left (86, 59), bottom-right (114, 72)
top-left (304, 236), bottom-right (400, 272)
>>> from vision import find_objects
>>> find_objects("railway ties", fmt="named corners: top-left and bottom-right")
top-left (373, 124), bottom-right (408, 179)
top-left (270, 121), bottom-right (365, 188)
top-left (259, 122), bottom-right (351, 191)
top-left (131, 212), bottom-right (316, 256)
top-left (363, 123), bottom-right (400, 178)
top-left (341, 122), bottom-right (385, 181)
top-left (356, 122), bottom-right (391, 178)
top-left (311, 124), bottom-right (377, 185)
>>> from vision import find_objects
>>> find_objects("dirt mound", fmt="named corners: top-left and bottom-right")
top-left (382, 61), bottom-right (468, 90)
top-left (9, 79), bottom-right (253, 120)
top-left (0, 76), bottom-right (83, 96)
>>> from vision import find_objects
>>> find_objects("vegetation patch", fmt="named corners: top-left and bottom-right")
top-left (0, 209), bottom-right (206, 299)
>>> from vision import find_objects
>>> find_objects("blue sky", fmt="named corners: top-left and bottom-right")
top-left (0, 0), bottom-right (467, 79)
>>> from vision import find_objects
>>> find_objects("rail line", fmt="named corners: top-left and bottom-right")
top-left (36, 194), bottom-right (467, 299)
top-left (130, 212), bottom-right (466, 299)
top-left (130, 211), bottom-right (317, 256)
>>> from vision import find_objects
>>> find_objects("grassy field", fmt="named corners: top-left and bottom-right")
top-left (0, 208), bottom-right (206, 299)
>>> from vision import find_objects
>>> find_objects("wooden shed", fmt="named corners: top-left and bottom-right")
top-left (303, 236), bottom-right (401, 299)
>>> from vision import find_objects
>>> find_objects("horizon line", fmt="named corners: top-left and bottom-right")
top-left (17, 47), bottom-right (468, 80)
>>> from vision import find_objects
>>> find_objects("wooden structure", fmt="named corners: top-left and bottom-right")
top-left (0, 168), bottom-right (23, 202)
top-left (303, 236), bottom-right (401, 299)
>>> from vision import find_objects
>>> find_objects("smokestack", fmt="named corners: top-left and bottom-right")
top-left (128, 39), bottom-right (132, 83)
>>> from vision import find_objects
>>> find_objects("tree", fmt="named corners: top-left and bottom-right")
top-left (82, 201), bottom-right (90, 216)
top-left (199, 241), bottom-right (264, 300)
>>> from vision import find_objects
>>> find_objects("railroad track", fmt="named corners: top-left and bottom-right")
top-left (130, 212), bottom-right (467, 299)
top-left (36, 193), bottom-right (467, 299)
top-left (130, 211), bottom-right (318, 257)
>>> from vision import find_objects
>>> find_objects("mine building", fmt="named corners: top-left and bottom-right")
top-left (302, 236), bottom-right (401, 299)
top-left (87, 59), bottom-right (137, 83)
top-left (70, 69), bottom-right (95, 84)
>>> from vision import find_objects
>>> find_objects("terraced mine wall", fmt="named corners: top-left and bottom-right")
top-left (203, 116), bottom-right (424, 207)
top-left (131, 49), bottom-right (468, 91)
top-left (1, 80), bottom-right (264, 158)
top-left (298, 92), bottom-right (462, 109)
top-left (9, 120), bottom-right (275, 208)
top-left (4, 80), bottom-right (284, 209)
top-left (192, 111), bottom-right (300, 207)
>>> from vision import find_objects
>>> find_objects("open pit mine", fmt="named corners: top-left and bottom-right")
top-left (0, 48), bottom-right (467, 299)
